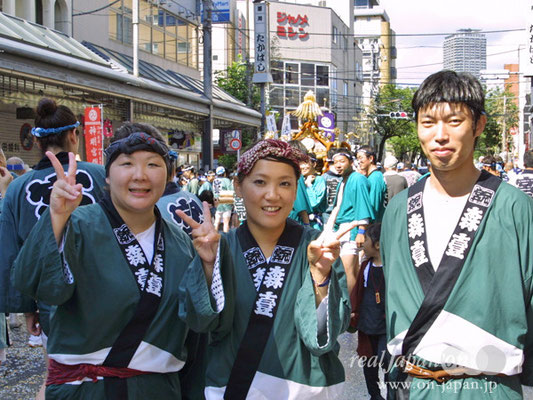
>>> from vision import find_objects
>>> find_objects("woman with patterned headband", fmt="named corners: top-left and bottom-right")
top-left (179, 139), bottom-right (351, 399)
top-left (12, 126), bottom-right (233, 399)
top-left (0, 98), bottom-right (107, 398)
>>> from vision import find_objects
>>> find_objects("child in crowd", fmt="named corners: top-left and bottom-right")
top-left (350, 223), bottom-right (388, 400)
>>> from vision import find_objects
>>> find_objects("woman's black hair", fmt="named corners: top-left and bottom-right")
top-left (112, 122), bottom-right (173, 180)
top-left (34, 98), bottom-right (78, 155)
top-left (365, 223), bottom-right (381, 246)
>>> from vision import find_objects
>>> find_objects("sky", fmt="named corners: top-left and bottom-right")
top-left (379, 0), bottom-right (528, 86)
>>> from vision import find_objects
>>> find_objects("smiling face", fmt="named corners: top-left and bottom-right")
top-left (106, 151), bottom-right (167, 218)
top-left (333, 155), bottom-right (352, 176)
top-left (234, 159), bottom-right (297, 232)
top-left (356, 152), bottom-right (373, 175)
top-left (417, 102), bottom-right (485, 174)
top-left (300, 161), bottom-right (313, 177)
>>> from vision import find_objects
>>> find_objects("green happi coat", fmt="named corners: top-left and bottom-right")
top-left (366, 169), bottom-right (387, 222)
top-left (288, 176), bottom-right (313, 224)
top-left (12, 204), bottom-right (232, 400)
top-left (204, 225), bottom-right (351, 399)
top-left (0, 199), bottom-right (6, 358)
top-left (0, 154), bottom-right (106, 338)
top-left (382, 181), bottom-right (533, 399)
top-left (214, 177), bottom-right (233, 213)
top-left (305, 175), bottom-right (327, 230)
top-left (334, 171), bottom-right (374, 241)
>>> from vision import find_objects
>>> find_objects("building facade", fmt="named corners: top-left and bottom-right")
top-left (0, 0), bottom-right (260, 168)
top-left (266, 1), bottom-right (363, 134)
top-left (443, 29), bottom-right (487, 79)
top-left (353, 0), bottom-right (396, 103)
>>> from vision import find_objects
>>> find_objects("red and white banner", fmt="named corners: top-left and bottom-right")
top-left (84, 106), bottom-right (103, 165)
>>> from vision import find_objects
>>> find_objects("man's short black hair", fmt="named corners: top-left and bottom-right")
top-left (524, 150), bottom-right (533, 168)
top-left (331, 148), bottom-right (353, 161)
top-left (412, 70), bottom-right (485, 125)
top-left (356, 145), bottom-right (376, 164)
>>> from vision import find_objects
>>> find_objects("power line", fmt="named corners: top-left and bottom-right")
top-left (73, 1), bottom-right (121, 17)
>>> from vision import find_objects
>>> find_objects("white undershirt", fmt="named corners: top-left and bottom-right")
top-left (422, 178), bottom-right (469, 270)
top-left (135, 222), bottom-right (156, 264)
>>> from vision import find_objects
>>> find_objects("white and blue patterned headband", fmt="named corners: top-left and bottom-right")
top-left (31, 121), bottom-right (80, 137)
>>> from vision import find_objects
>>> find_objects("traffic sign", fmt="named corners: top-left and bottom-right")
top-left (229, 138), bottom-right (242, 151)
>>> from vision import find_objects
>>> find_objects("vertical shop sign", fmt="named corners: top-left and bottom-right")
top-left (84, 106), bottom-right (103, 164)
top-left (252, 2), bottom-right (273, 83)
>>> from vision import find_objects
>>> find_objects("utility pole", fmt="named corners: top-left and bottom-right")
top-left (252, 1), bottom-right (273, 140)
top-left (133, 0), bottom-right (139, 77)
top-left (202, 0), bottom-right (213, 169)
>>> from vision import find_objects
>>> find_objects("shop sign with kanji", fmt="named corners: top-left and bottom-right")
top-left (276, 12), bottom-right (309, 40)
top-left (84, 106), bottom-right (103, 165)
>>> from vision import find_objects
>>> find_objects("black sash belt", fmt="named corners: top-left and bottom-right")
top-left (224, 219), bottom-right (303, 399)
top-left (402, 170), bottom-right (501, 356)
top-left (99, 195), bottom-right (166, 400)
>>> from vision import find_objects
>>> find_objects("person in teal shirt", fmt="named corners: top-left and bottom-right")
top-left (356, 145), bottom-right (387, 222)
top-left (300, 156), bottom-right (327, 230)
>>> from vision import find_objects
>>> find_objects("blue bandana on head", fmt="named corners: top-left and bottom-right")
top-left (31, 122), bottom-right (80, 137)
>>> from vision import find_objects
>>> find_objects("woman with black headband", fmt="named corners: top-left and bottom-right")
top-left (0, 98), bottom-right (107, 398)
top-left (179, 139), bottom-right (351, 399)
top-left (12, 130), bottom-right (232, 399)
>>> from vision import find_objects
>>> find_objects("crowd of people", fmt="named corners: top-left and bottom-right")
top-left (0, 69), bottom-right (531, 400)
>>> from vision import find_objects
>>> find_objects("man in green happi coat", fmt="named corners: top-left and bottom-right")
top-left (382, 70), bottom-right (533, 399)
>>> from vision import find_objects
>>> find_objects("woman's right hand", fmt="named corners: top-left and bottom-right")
top-left (46, 151), bottom-right (82, 244)
top-left (47, 151), bottom-right (83, 218)
top-left (176, 202), bottom-right (220, 286)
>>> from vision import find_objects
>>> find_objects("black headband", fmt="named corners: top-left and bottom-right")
top-left (104, 132), bottom-right (172, 176)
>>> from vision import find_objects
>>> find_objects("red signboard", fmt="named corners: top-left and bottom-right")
top-left (84, 106), bottom-right (103, 165)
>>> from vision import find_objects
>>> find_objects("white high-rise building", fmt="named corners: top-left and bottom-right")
top-left (443, 29), bottom-right (486, 79)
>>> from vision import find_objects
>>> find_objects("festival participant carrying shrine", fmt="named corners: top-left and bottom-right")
top-left (12, 132), bottom-right (232, 399)
top-left (181, 139), bottom-right (351, 399)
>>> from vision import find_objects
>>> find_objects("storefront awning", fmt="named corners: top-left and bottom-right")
top-left (0, 12), bottom-right (261, 128)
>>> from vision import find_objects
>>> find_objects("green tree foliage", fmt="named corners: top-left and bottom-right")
top-left (388, 130), bottom-right (421, 162)
top-left (354, 85), bottom-right (418, 162)
top-left (215, 55), bottom-right (261, 148)
top-left (215, 55), bottom-right (260, 110)
top-left (217, 154), bottom-right (237, 171)
top-left (477, 87), bottom-right (519, 158)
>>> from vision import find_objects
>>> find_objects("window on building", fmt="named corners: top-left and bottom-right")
top-left (269, 86), bottom-right (283, 108)
top-left (272, 61), bottom-right (284, 84)
top-left (344, 82), bottom-right (348, 96)
top-left (316, 88), bottom-right (329, 108)
top-left (332, 26), bottom-right (338, 44)
top-left (109, 0), bottom-right (198, 68)
top-left (213, 55), bottom-right (218, 61)
top-left (301, 63), bottom-right (315, 86)
top-left (286, 63), bottom-right (299, 85)
top-left (355, 0), bottom-right (370, 8)
top-left (316, 65), bottom-right (329, 86)
top-left (285, 87), bottom-right (300, 107)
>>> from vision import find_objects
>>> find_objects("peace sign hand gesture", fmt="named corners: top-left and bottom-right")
top-left (46, 151), bottom-right (82, 244)
top-left (307, 224), bottom-right (355, 302)
top-left (176, 202), bottom-right (220, 285)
